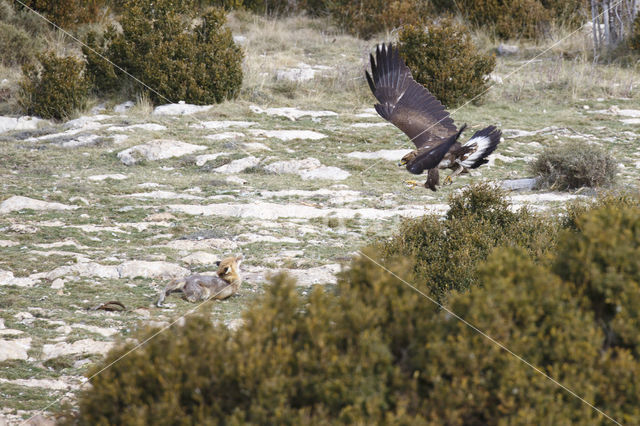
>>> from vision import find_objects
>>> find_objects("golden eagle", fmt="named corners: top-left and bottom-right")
top-left (366, 43), bottom-right (501, 191)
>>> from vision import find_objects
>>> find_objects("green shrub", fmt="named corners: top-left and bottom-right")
top-left (18, 0), bottom-right (105, 29)
top-left (530, 141), bottom-right (618, 190)
top-left (62, 200), bottom-right (640, 423)
top-left (554, 202), bottom-right (640, 355)
top-left (0, 22), bottom-right (39, 66)
top-left (398, 19), bottom-right (496, 108)
top-left (323, 0), bottom-right (432, 39)
top-left (84, 0), bottom-right (243, 105)
top-left (379, 183), bottom-right (554, 301)
top-left (629, 13), bottom-right (640, 52)
top-left (18, 52), bottom-right (89, 120)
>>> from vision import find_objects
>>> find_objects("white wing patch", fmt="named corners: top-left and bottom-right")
top-left (460, 136), bottom-right (492, 168)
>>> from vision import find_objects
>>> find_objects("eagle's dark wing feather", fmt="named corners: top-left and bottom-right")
top-left (407, 124), bottom-right (466, 174)
top-left (366, 43), bottom-right (457, 149)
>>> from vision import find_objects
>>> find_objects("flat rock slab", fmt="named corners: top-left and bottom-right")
top-left (0, 270), bottom-right (38, 287)
top-left (153, 102), bottom-right (213, 116)
top-left (264, 158), bottom-right (349, 180)
top-left (191, 121), bottom-right (256, 130)
top-left (213, 156), bottom-right (261, 174)
top-left (347, 149), bottom-right (412, 161)
top-left (0, 116), bottom-right (44, 134)
top-left (118, 139), bottom-right (207, 165)
top-left (0, 376), bottom-right (82, 391)
top-left (42, 338), bottom-right (115, 360)
top-left (249, 129), bottom-right (326, 141)
top-left (169, 201), bottom-right (447, 220)
top-left (500, 178), bottom-right (538, 191)
top-left (88, 174), bottom-right (128, 181)
top-left (205, 132), bottom-right (244, 141)
top-left (250, 105), bottom-right (337, 121)
top-left (0, 196), bottom-right (78, 214)
top-left (0, 338), bottom-right (31, 361)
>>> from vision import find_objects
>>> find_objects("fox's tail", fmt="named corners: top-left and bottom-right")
top-left (156, 278), bottom-right (186, 307)
top-left (460, 126), bottom-right (501, 169)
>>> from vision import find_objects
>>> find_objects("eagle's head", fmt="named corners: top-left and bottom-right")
top-left (398, 150), bottom-right (418, 167)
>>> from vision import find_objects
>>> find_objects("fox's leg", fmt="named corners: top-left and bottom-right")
top-left (156, 279), bottom-right (184, 307)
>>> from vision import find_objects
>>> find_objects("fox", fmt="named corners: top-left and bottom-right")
top-left (156, 254), bottom-right (243, 307)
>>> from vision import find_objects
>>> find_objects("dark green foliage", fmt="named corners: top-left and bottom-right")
top-left (84, 0), bottom-right (243, 105)
top-left (62, 196), bottom-right (640, 423)
top-left (323, 0), bottom-right (432, 39)
top-left (18, 52), bottom-right (89, 120)
top-left (380, 183), bottom-right (555, 301)
top-left (447, 0), bottom-right (587, 39)
top-left (530, 141), bottom-right (618, 190)
top-left (630, 13), bottom-right (640, 52)
top-left (398, 19), bottom-right (496, 108)
top-left (554, 201), bottom-right (640, 355)
top-left (0, 22), bottom-right (38, 66)
top-left (18, 0), bottom-right (105, 29)
top-left (242, 0), bottom-right (299, 15)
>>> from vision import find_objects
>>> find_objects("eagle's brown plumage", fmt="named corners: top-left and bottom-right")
top-left (366, 43), bottom-right (501, 190)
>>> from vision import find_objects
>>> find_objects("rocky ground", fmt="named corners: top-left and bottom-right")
top-left (1, 16), bottom-right (640, 424)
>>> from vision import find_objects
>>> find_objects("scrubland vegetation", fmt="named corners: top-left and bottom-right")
top-left (1, 0), bottom-right (640, 423)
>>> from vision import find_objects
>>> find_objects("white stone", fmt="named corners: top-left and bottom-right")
top-left (117, 261), bottom-right (189, 279)
top-left (122, 190), bottom-right (203, 200)
top-left (153, 102), bottom-right (213, 116)
top-left (347, 149), bottom-right (412, 161)
top-left (243, 142), bottom-right (271, 151)
top-left (213, 156), bottom-right (261, 174)
top-left (114, 101), bottom-right (134, 113)
top-left (72, 324), bottom-right (118, 337)
top-left (0, 240), bottom-right (18, 247)
top-left (51, 278), bottom-right (65, 289)
top-left (165, 238), bottom-right (237, 251)
top-left (42, 338), bottom-right (114, 360)
top-left (181, 252), bottom-right (219, 265)
top-left (250, 105), bottom-right (337, 121)
top-left (0, 196), bottom-right (78, 214)
top-left (226, 176), bottom-right (247, 185)
top-left (299, 166), bottom-right (350, 181)
top-left (281, 264), bottom-right (341, 286)
top-left (205, 132), bottom-right (244, 141)
top-left (169, 201), bottom-right (447, 220)
top-left (63, 115), bottom-right (111, 129)
top-left (87, 174), bottom-right (128, 181)
top-left (0, 116), bottom-right (44, 134)
top-left (0, 338), bottom-right (31, 361)
top-left (621, 118), bottom-right (640, 125)
top-left (0, 377), bottom-right (79, 391)
top-left (237, 234), bottom-right (299, 244)
top-left (191, 121), bottom-right (256, 130)
top-left (0, 269), bottom-right (37, 287)
top-left (117, 139), bottom-right (207, 165)
top-left (107, 123), bottom-right (167, 132)
top-left (41, 262), bottom-right (120, 281)
top-left (500, 178), bottom-right (538, 191)
top-left (350, 122), bottom-right (390, 128)
top-left (249, 129), bottom-right (326, 141)
top-left (264, 157), bottom-right (321, 174)
top-left (276, 67), bottom-right (316, 82)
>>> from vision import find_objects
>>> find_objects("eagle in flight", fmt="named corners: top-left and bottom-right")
top-left (366, 43), bottom-right (501, 191)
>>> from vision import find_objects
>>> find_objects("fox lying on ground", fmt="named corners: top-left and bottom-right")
top-left (156, 254), bottom-right (243, 307)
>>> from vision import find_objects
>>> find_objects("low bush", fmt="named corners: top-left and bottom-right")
top-left (61, 195), bottom-right (640, 423)
top-left (378, 183), bottom-right (555, 301)
top-left (530, 141), bottom-right (618, 190)
top-left (0, 22), bottom-right (39, 66)
top-left (323, 0), bottom-right (431, 39)
top-left (398, 18), bottom-right (496, 108)
top-left (84, 0), bottom-right (243, 105)
top-left (18, 52), bottom-right (88, 120)
top-left (629, 13), bottom-right (640, 52)
top-left (18, 0), bottom-right (105, 29)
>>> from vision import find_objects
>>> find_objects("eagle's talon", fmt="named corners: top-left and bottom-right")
top-left (404, 180), bottom-right (421, 188)
top-left (443, 175), bottom-right (454, 186)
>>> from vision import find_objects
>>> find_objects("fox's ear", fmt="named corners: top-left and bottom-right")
top-left (235, 254), bottom-right (243, 266)
top-left (223, 266), bottom-right (231, 275)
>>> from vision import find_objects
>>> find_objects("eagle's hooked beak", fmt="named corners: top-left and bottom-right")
top-left (398, 159), bottom-right (407, 167)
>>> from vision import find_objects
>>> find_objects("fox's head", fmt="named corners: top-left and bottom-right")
top-left (216, 254), bottom-right (243, 282)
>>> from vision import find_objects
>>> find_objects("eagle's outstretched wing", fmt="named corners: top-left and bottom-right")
top-left (366, 43), bottom-right (458, 149)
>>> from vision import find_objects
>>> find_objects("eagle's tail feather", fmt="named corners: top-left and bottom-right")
top-left (460, 126), bottom-right (501, 169)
